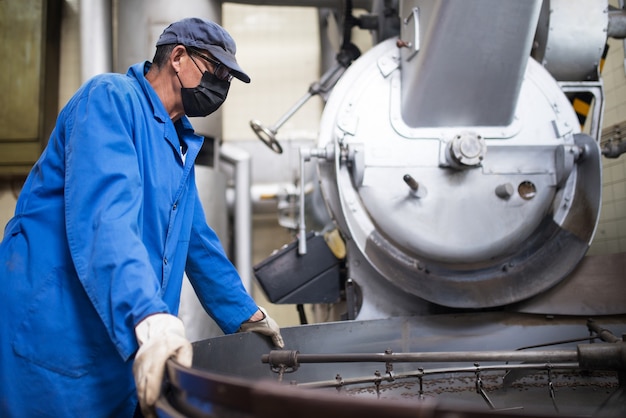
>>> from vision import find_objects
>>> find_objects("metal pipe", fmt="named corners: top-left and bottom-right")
top-left (298, 148), bottom-right (308, 255)
top-left (263, 349), bottom-right (579, 366)
top-left (296, 146), bottom-right (331, 255)
top-left (80, 0), bottom-right (112, 82)
top-left (298, 362), bottom-right (581, 389)
top-left (609, 8), bottom-right (626, 39)
top-left (220, 143), bottom-right (253, 292)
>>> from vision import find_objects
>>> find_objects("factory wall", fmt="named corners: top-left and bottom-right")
top-left (588, 6), bottom-right (626, 254)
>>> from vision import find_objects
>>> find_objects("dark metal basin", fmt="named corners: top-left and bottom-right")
top-left (157, 313), bottom-right (626, 417)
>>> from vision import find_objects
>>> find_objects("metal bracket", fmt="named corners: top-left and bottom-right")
top-left (474, 363), bottom-right (496, 409)
top-left (547, 365), bottom-right (560, 413)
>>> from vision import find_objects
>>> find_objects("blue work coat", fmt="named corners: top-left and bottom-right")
top-left (0, 62), bottom-right (258, 417)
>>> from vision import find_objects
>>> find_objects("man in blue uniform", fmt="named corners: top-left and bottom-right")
top-left (0, 17), bottom-right (283, 417)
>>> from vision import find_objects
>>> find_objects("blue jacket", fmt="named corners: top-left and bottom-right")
top-left (0, 62), bottom-right (258, 417)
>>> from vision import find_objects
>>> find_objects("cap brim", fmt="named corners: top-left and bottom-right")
top-left (206, 45), bottom-right (250, 83)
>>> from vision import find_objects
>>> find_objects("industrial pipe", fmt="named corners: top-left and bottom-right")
top-left (80, 0), bottom-right (112, 81)
top-left (221, 143), bottom-right (253, 292)
top-left (609, 7), bottom-right (626, 39)
top-left (297, 362), bottom-right (581, 389)
top-left (263, 349), bottom-right (579, 366)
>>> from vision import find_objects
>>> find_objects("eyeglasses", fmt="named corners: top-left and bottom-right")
top-left (187, 47), bottom-right (233, 82)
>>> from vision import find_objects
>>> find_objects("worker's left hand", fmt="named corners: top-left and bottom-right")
top-left (239, 306), bottom-right (284, 348)
top-left (133, 313), bottom-right (193, 417)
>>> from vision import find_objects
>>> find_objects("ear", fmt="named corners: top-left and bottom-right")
top-left (170, 45), bottom-right (187, 73)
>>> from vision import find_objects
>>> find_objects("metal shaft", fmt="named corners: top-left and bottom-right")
top-left (263, 349), bottom-right (578, 366)
top-left (297, 362), bottom-right (581, 389)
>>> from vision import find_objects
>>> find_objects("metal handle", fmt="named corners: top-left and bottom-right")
top-left (250, 64), bottom-right (346, 154)
top-left (249, 119), bottom-right (283, 154)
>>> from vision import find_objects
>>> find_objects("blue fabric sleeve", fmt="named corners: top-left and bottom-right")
top-left (184, 191), bottom-right (258, 334)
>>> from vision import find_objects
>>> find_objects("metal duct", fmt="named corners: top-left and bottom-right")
top-left (80, 0), bottom-right (112, 81)
top-left (532, 0), bottom-right (608, 82)
top-left (398, 0), bottom-right (542, 128)
top-left (608, 7), bottom-right (626, 39)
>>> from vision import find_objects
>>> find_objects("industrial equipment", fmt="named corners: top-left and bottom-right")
top-left (159, 1), bottom-right (626, 416)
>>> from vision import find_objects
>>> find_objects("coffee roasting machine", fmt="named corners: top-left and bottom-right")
top-left (158, 1), bottom-right (626, 417)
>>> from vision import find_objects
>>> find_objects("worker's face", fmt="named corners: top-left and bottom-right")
top-left (176, 47), bottom-right (231, 117)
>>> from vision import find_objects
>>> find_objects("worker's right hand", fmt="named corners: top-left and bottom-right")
top-left (133, 313), bottom-right (193, 418)
top-left (238, 306), bottom-right (285, 348)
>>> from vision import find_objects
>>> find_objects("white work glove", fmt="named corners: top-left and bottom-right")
top-left (133, 313), bottom-right (193, 418)
top-left (238, 306), bottom-right (285, 348)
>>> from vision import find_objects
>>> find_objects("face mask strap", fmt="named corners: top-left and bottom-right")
top-left (187, 53), bottom-right (205, 75)
top-left (175, 71), bottom-right (184, 88)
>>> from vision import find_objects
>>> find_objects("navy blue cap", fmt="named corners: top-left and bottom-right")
top-left (156, 17), bottom-right (250, 83)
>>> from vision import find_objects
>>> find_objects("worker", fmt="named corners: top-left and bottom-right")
top-left (0, 17), bottom-right (283, 417)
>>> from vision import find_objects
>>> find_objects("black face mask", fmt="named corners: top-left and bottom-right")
top-left (178, 71), bottom-right (230, 117)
